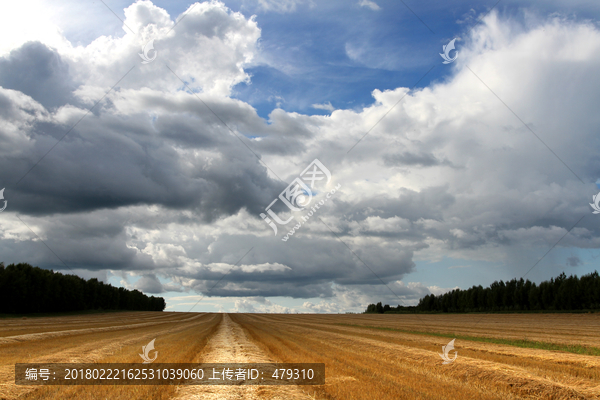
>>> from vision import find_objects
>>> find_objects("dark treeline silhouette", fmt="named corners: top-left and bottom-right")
top-left (365, 271), bottom-right (600, 313)
top-left (364, 302), bottom-right (417, 314)
top-left (0, 262), bottom-right (166, 314)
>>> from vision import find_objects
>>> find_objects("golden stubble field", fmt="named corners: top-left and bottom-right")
top-left (0, 312), bottom-right (599, 399)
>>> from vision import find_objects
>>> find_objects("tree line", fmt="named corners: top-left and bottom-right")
top-left (0, 262), bottom-right (166, 314)
top-left (365, 271), bottom-right (600, 313)
top-left (364, 303), bottom-right (417, 313)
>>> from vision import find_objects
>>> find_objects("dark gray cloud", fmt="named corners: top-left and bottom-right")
top-left (0, 42), bottom-right (77, 109)
top-left (134, 274), bottom-right (164, 293)
top-left (383, 151), bottom-right (453, 167)
top-left (162, 234), bottom-right (417, 298)
top-left (566, 256), bottom-right (582, 267)
top-left (0, 210), bottom-right (157, 272)
top-left (0, 88), bottom-right (284, 220)
top-left (338, 186), bottom-right (456, 225)
top-left (134, 274), bottom-right (183, 293)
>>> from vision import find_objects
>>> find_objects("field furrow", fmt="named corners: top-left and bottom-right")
top-left (172, 313), bottom-right (312, 400)
top-left (0, 312), bottom-right (220, 400)
top-left (232, 314), bottom-right (600, 400)
top-left (1, 312), bottom-right (598, 399)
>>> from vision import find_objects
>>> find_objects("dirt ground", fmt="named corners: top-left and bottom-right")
top-left (173, 314), bottom-right (313, 400)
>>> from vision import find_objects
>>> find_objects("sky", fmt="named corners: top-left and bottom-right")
top-left (0, 0), bottom-right (600, 313)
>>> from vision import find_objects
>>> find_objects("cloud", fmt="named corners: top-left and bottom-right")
top-left (0, 0), bottom-right (72, 57)
top-left (448, 265), bottom-right (471, 270)
top-left (427, 285), bottom-right (459, 296)
top-left (0, 2), bottom-right (280, 219)
top-left (132, 273), bottom-right (183, 293)
top-left (256, 0), bottom-right (310, 13)
top-left (566, 256), bottom-right (582, 267)
top-left (135, 274), bottom-right (164, 293)
top-left (64, 1), bottom-right (261, 98)
top-left (358, 0), bottom-right (380, 11)
top-left (1, 7), bottom-right (599, 312)
top-left (383, 151), bottom-right (454, 167)
top-left (303, 301), bottom-right (344, 313)
top-left (302, 281), bottom-right (447, 312)
top-left (311, 101), bottom-right (335, 112)
top-left (0, 42), bottom-right (78, 110)
top-left (232, 297), bottom-right (297, 313)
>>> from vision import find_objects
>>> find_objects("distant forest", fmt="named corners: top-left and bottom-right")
top-left (0, 262), bottom-right (166, 314)
top-left (365, 271), bottom-right (600, 313)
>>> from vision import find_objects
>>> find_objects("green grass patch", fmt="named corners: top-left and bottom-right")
top-left (337, 323), bottom-right (600, 356)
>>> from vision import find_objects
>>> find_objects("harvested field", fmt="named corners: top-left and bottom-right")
top-left (0, 312), bottom-right (220, 400)
top-left (173, 314), bottom-right (312, 400)
top-left (232, 313), bottom-right (600, 400)
top-left (0, 312), bottom-right (598, 399)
